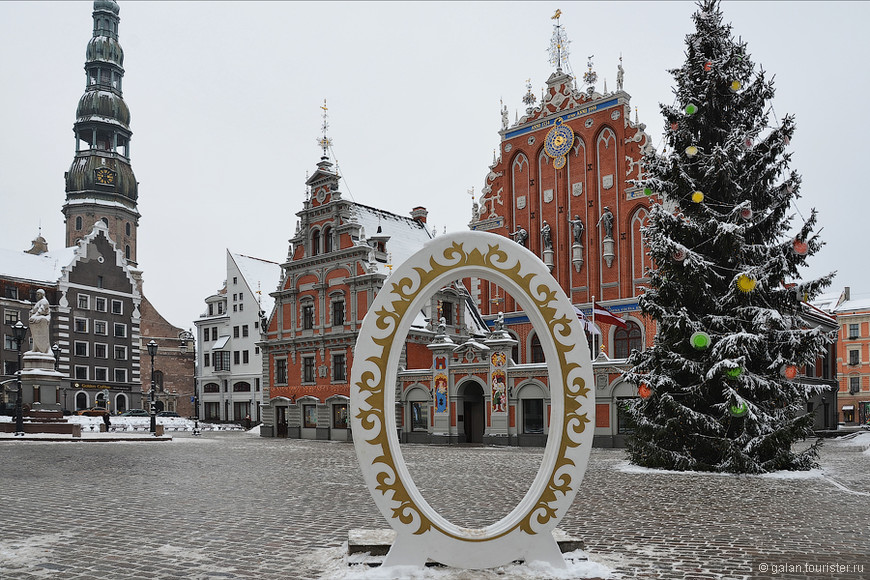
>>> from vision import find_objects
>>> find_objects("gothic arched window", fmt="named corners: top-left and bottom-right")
top-left (531, 333), bottom-right (545, 363)
top-left (311, 230), bottom-right (320, 256)
top-left (614, 321), bottom-right (643, 359)
top-left (323, 226), bottom-right (333, 253)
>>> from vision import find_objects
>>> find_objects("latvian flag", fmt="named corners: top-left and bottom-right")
top-left (593, 302), bottom-right (628, 329)
top-left (573, 305), bottom-right (600, 335)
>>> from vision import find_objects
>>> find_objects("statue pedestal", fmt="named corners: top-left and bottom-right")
top-left (20, 352), bottom-right (64, 410)
top-left (543, 248), bottom-right (554, 271)
top-left (572, 243), bottom-right (584, 272)
top-left (602, 237), bottom-right (615, 268)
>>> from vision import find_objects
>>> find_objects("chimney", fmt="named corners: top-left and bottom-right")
top-left (410, 207), bottom-right (428, 225)
top-left (844, 286), bottom-right (851, 301)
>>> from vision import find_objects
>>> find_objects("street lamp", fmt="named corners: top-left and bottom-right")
top-left (179, 329), bottom-right (200, 436)
top-left (11, 321), bottom-right (27, 436)
top-left (147, 340), bottom-right (158, 435)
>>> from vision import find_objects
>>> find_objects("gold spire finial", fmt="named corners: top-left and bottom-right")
top-left (317, 98), bottom-right (333, 157)
top-left (552, 9), bottom-right (562, 20)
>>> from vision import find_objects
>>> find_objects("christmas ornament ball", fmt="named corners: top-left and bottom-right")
top-left (685, 145), bottom-right (699, 157)
top-left (730, 402), bottom-right (748, 417)
top-left (690, 331), bottom-right (711, 350)
top-left (726, 367), bottom-right (743, 379)
top-left (691, 191), bottom-right (704, 203)
top-left (736, 274), bottom-right (757, 293)
top-left (685, 103), bottom-right (698, 115)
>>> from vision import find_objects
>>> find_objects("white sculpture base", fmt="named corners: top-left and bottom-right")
top-left (602, 237), bottom-right (615, 268)
top-left (543, 248), bottom-right (554, 271)
top-left (572, 242), bottom-right (584, 272)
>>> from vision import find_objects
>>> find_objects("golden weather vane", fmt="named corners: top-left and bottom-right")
top-left (317, 98), bottom-right (333, 157)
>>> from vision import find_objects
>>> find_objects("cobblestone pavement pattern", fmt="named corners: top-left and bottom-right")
top-left (1, 432), bottom-right (868, 579)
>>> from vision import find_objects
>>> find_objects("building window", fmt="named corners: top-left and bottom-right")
top-left (303, 404), bottom-right (317, 428)
top-left (3, 310), bottom-right (19, 325)
top-left (113, 323), bottom-right (126, 338)
top-left (94, 343), bottom-right (108, 358)
top-left (324, 227), bottom-right (334, 253)
top-left (275, 359), bottom-right (287, 384)
top-left (214, 351), bottom-right (231, 372)
top-left (849, 323), bottom-right (860, 340)
top-left (411, 402), bottom-right (428, 431)
top-left (302, 304), bottom-right (314, 330)
top-left (111, 300), bottom-right (123, 315)
top-left (233, 326), bottom-right (239, 338)
top-left (243, 350), bottom-right (249, 364)
top-left (203, 383), bottom-right (220, 393)
top-left (849, 350), bottom-right (860, 366)
top-left (97, 275), bottom-right (103, 289)
top-left (95, 297), bottom-right (107, 312)
top-left (239, 292), bottom-right (243, 301)
top-left (114, 368), bottom-right (127, 382)
top-left (233, 277), bottom-right (237, 285)
top-left (332, 300), bottom-right (344, 326)
top-left (302, 356), bottom-right (315, 383)
top-left (332, 353), bottom-right (346, 382)
top-left (850, 376), bottom-right (860, 395)
top-left (441, 302), bottom-right (453, 326)
top-left (114, 345), bottom-right (127, 360)
top-left (204, 353), bottom-right (210, 367)
top-left (4, 335), bottom-right (15, 351)
top-left (203, 328), bottom-right (210, 342)
top-left (74, 341), bottom-right (88, 357)
top-left (4, 360), bottom-right (20, 375)
top-left (74, 318), bottom-right (88, 333)
top-left (218, 302), bottom-right (224, 315)
top-left (125, 222), bottom-right (131, 236)
top-left (75, 366), bottom-right (88, 380)
top-left (616, 398), bottom-right (638, 434)
top-left (311, 230), bottom-right (320, 257)
top-left (125, 245), bottom-right (131, 260)
top-left (843, 406), bottom-right (855, 423)
top-left (94, 320), bottom-right (107, 335)
top-left (333, 403), bottom-right (348, 428)
top-left (208, 303), bottom-right (214, 316)
top-left (242, 325), bottom-right (249, 337)
top-left (614, 321), bottom-right (643, 359)
top-left (94, 367), bottom-right (108, 381)
top-left (232, 382), bottom-right (251, 393)
top-left (75, 216), bottom-right (83, 230)
top-left (77, 294), bottom-right (90, 309)
top-left (233, 351), bottom-right (240, 365)
top-left (233, 305), bottom-right (237, 312)
top-left (530, 334), bottom-right (545, 363)
top-left (522, 398), bottom-right (544, 434)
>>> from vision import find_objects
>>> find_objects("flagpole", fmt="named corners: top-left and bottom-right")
top-left (591, 294), bottom-right (596, 354)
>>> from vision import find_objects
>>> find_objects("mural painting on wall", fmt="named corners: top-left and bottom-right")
top-left (491, 351), bottom-right (507, 414)
top-left (435, 356), bottom-right (447, 370)
top-left (434, 373), bottom-right (449, 413)
top-left (491, 369), bottom-right (507, 413)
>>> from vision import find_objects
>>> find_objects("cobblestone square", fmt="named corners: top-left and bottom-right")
top-left (1, 432), bottom-right (868, 579)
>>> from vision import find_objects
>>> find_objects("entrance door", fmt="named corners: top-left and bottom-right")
top-left (276, 406), bottom-right (288, 438)
top-left (462, 383), bottom-right (485, 444)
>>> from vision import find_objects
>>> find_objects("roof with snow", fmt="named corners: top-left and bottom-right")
top-left (351, 203), bottom-right (432, 278)
top-left (0, 246), bottom-right (77, 285)
top-left (230, 252), bottom-right (282, 317)
top-left (809, 291), bottom-right (845, 313)
top-left (834, 298), bottom-right (870, 315)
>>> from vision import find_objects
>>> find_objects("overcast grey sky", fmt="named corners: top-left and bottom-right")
top-left (1, 1), bottom-right (867, 329)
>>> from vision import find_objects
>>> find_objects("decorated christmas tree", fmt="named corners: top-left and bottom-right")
top-left (624, 0), bottom-right (834, 474)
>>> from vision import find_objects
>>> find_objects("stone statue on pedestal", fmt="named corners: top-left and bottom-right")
top-left (28, 289), bottom-right (51, 354)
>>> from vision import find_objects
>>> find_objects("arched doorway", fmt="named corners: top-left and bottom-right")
top-left (115, 393), bottom-right (128, 413)
top-left (460, 382), bottom-right (485, 444)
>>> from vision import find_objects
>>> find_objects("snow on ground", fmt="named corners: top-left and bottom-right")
top-left (0, 414), bottom-right (246, 432)
top-left (831, 431), bottom-right (870, 449)
top-left (617, 461), bottom-right (826, 479)
top-left (302, 546), bottom-right (614, 580)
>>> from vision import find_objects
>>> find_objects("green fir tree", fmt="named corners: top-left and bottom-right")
top-left (625, 0), bottom-right (834, 474)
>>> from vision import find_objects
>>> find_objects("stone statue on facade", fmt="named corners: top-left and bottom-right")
top-left (28, 289), bottom-right (51, 354)
top-left (616, 60), bottom-right (624, 91)
top-left (597, 207), bottom-right (614, 239)
top-left (568, 215), bottom-right (584, 244)
top-left (541, 221), bottom-right (552, 250)
top-left (501, 101), bottom-right (509, 131)
top-left (510, 226), bottom-right (528, 247)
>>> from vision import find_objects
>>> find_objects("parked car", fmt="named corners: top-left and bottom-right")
top-left (76, 407), bottom-right (109, 416)
top-left (156, 411), bottom-right (180, 418)
top-left (120, 409), bottom-right (149, 417)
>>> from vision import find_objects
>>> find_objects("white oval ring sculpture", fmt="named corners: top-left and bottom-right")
top-left (350, 230), bottom-right (595, 569)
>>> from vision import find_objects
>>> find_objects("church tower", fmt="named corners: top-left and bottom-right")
top-left (63, 0), bottom-right (139, 266)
